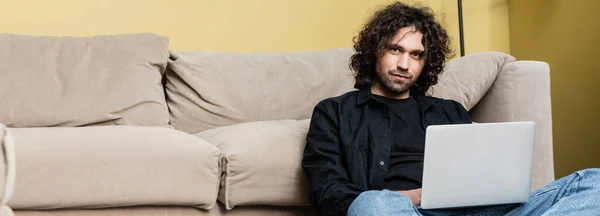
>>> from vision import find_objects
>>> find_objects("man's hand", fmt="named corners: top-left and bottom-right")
top-left (396, 188), bottom-right (422, 206)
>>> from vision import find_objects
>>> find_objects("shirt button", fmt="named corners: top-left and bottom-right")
top-left (382, 133), bottom-right (388, 138)
top-left (380, 161), bottom-right (385, 166)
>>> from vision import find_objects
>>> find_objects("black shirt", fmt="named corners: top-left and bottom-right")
top-left (302, 86), bottom-right (472, 216)
top-left (372, 95), bottom-right (426, 191)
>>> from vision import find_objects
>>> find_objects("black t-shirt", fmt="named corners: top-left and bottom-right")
top-left (373, 94), bottom-right (425, 191)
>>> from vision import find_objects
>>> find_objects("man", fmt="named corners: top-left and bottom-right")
top-left (302, 2), bottom-right (600, 216)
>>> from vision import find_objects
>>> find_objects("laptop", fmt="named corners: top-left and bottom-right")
top-left (420, 121), bottom-right (535, 209)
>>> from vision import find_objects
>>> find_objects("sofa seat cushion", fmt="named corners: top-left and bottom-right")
top-left (8, 126), bottom-right (222, 210)
top-left (1, 206), bottom-right (13, 216)
top-left (0, 124), bottom-right (16, 207)
top-left (195, 120), bottom-right (311, 210)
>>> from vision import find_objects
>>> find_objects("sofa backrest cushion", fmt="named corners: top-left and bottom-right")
top-left (165, 49), bottom-right (356, 133)
top-left (430, 52), bottom-right (515, 110)
top-left (0, 33), bottom-right (170, 127)
top-left (166, 49), bottom-right (515, 133)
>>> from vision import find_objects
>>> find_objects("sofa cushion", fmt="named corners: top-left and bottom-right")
top-left (8, 126), bottom-right (222, 210)
top-left (195, 119), bottom-right (311, 209)
top-left (0, 206), bottom-right (13, 216)
top-left (165, 49), bottom-right (356, 133)
top-left (0, 124), bottom-right (16, 206)
top-left (430, 52), bottom-right (515, 110)
top-left (0, 33), bottom-right (170, 127)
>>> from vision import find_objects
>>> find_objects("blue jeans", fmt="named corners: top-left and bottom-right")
top-left (348, 168), bottom-right (600, 216)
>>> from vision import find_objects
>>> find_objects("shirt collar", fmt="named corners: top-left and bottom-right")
top-left (356, 84), bottom-right (435, 111)
top-left (356, 85), bottom-right (373, 105)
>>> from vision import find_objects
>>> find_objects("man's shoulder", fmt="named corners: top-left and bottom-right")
top-left (315, 90), bottom-right (360, 109)
top-left (424, 95), bottom-right (471, 123)
top-left (424, 95), bottom-right (466, 110)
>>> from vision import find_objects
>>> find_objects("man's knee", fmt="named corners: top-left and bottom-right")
top-left (348, 190), bottom-right (414, 215)
top-left (350, 191), bottom-right (389, 210)
top-left (576, 168), bottom-right (600, 179)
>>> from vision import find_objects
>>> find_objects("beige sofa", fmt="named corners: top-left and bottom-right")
top-left (0, 33), bottom-right (554, 216)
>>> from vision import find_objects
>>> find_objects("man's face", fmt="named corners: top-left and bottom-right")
top-left (373, 26), bottom-right (426, 99)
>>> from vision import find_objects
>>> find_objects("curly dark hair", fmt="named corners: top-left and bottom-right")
top-left (350, 2), bottom-right (454, 93)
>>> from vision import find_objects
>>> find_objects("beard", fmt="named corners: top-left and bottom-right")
top-left (374, 68), bottom-right (417, 95)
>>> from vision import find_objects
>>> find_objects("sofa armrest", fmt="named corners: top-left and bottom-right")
top-left (0, 124), bottom-right (16, 216)
top-left (469, 61), bottom-right (554, 191)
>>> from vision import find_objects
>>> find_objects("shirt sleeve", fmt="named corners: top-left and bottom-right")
top-left (302, 100), bottom-right (364, 216)
top-left (452, 100), bottom-right (473, 124)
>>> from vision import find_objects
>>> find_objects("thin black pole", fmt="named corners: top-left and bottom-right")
top-left (458, 0), bottom-right (465, 56)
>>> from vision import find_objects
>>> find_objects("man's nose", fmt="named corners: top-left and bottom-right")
top-left (397, 54), bottom-right (410, 71)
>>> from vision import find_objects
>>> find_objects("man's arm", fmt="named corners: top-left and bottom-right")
top-left (451, 100), bottom-right (473, 124)
top-left (302, 100), bottom-right (364, 216)
top-left (396, 188), bottom-right (422, 206)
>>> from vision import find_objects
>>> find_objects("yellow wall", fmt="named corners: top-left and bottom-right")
top-left (0, 0), bottom-right (395, 52)
top-left (0, 0), bottom-right (509, 54)
top-left (461, 0), bottom-right (510, 54)
top-left (509, 0), bottom-right (600, 178)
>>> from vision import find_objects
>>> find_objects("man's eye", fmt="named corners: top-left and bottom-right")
top-left (391, 48), bottom-right (400, 52)
top-left (412, 52), bottom-right (422, 57)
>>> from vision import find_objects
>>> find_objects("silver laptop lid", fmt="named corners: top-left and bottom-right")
top-left (420, 121), bottom-right (535, 209)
